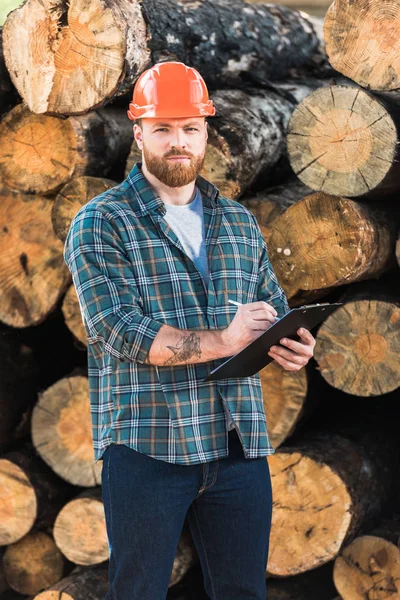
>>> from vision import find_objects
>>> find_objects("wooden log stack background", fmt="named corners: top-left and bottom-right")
top-left (0, 0), bottom-right (399, 598)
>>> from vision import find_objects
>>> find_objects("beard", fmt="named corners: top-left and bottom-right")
top-left (143, 145), bottom-right (206, 187)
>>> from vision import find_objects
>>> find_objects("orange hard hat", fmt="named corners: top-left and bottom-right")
top-left (127, 62), bottom-right (216, 120)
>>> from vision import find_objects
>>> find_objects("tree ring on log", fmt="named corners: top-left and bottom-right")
top-left (314, 300), bottom-right (400, 396)
top-left (268, 452), bottom-right (352, 576)
top-left (2, 0), bottom-right (149, 115)
top-left (31, 376), bottom-right (102, 487)
top-left (333, 535), bottom-right (400, 599)
top-left (0, 459), bottom-right (37, 545)
top-left (0, 186), bottom-right (71, 328)
top-left (324, 1), bottom-right (400, 91)
top-left (287, 86), bottom-right (398, 197)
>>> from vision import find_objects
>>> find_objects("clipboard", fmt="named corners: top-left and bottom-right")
top-left (203, 302), bottom-right (343, 382)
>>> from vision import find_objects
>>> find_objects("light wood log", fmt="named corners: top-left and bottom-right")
top-left (259, 361), bottom-right (309, 449)
top-left (3, 531), bottom-right (64, 596)
top-left (267, 193), bottom-right (398, 304)
top-left (52, 177), bottom-right (116, 243)
top-left (3, 0), bottom-right (321, 116)
top-left (53, 488), bottom-right (108, 566)
top-left (0, 324), bottom-right (36, 448)
top-left (0, 447), bottom-right (72, 546)
top-left (324, 0), bottom-right (400, 93)
top-left (287, 84), bottom-right (400, 198)
top-left (267, 422), bottom-right (400, 576)
top-left (33, 565), bottom-right (108, 600)
top-left (240, 179), bottom-right (314, 242)
top-left (62, 286), bottom-right (87, 347)
top-left (314, 280), bottom-right (400, 397)
top-left (0, 105), bottom-right (132, 195)
top-left (333, 515), bottom-right (400, 600)
top-left (0, 185), bottom-right (71, 328)
top-left (31, 375), bottom-right (102, 487)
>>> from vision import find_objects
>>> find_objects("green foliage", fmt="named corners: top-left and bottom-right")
top-left (0, 0), bottom-right (23, 27)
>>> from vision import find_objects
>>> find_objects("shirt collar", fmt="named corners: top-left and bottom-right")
top-left (126, 162), bottom-right (220, 216)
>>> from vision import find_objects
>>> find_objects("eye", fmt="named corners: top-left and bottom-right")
top-left (155, 128), bottom-right (168, 132)
top-left (186, 128), bottom-right (198, 131)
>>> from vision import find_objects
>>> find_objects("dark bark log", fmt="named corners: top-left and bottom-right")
top-left (31, 564), bottom-right (109, 600)
top-left (314, 278), bottom-right (400, 397)
top-left (2, 531), bottom-right (64, 596)
top-left (267, 193), bottom-right (399, 304)
top-left (0, 325), bottom-right (37, 449)
top-left (287, 84), bottom-right (400, 199)
top-left (31, 375), bottom-right (101, 488)
top-left (0, 28), bottom-right (19, 115)
top-left (0, 186), bottom-right (71, 328)
top-left (2, 0), bottom-right (321, 116)
top-left (267, 562), bottom-right (338, 600)
top-left (0, 106), bottom-right (132, 195)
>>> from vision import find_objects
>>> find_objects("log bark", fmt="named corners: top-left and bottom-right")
top-left (267, 562), bottom-right (338, 600)
top-left (333, 515), bottom-right (400, 600)
top-left (169, 528), bottom-right (198, 588)
top-left (0, 186), bottom-right (71, 328)
top-left (31, 375), bottom-right (102, 487)
top-left (287, 84), bottom-right (400, 198)
top-left (240, 178), bottom-right (314, 242)
top-left (397, 229), bottom-right (400, 268)
top-left (267, 193), bottom-right (398, 304)
top-left (0, 105), bottom-right (132, 195)
top-left (314, 279), bottom-right (400, 397)
top-left (32, 565), bottom-right (108, 600)
top-left (52, 177), bottom-right (116, 243)
top-left (267, 421), bottom-right (400, 576)
top-left (3, 531), bottom-right (64, 596)
top-left (324, 0), bottom-right (400, 93)
top-left (53, 488), bottom-right (108, 566)
top-left (0, 28), bottom-right (19, 115)
top-left (0, 447), bottom-right (72, 545)
top-left (2, 0), bottom-right (321, 116)
top-left (0, 325), bottom-right (36, 449)
top-left (62, 286), bottom-right (87, 347)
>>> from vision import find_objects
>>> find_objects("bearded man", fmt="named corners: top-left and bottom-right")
top-left (64, 61), bottom-right (315, 600)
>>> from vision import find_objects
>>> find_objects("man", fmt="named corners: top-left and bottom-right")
top-left (64, 62), bottom-right (315, 600)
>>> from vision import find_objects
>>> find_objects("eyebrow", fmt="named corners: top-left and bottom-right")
top-left (152, 121), bottom-right (201, 128)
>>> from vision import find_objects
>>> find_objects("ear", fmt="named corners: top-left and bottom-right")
top-left (134, 123), bottom-right (144, 150)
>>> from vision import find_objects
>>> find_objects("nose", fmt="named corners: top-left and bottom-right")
top-left (169, 128), bottom-right (186, 149)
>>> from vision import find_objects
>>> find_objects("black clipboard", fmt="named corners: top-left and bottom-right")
top-left (203, 302), bottom-right (343, 382)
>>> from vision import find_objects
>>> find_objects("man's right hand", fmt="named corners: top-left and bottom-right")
top-left (221, 301), bottom-right (278, 354)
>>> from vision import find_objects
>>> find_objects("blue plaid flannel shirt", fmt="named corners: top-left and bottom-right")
top-left (64, 162), bottom-right (290, 465)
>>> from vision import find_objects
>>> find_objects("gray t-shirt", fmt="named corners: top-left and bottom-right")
top-left (163, 186), bottom-right (235, 432)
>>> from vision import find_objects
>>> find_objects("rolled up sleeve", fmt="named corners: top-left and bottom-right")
top-left (64, 208), bottom-right (163, 364)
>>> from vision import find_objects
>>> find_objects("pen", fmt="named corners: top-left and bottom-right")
top-left (228, 300), bottom-right (242, 306)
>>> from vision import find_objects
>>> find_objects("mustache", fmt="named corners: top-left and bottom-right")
top-left (164, 149), bottom-right (193, 159)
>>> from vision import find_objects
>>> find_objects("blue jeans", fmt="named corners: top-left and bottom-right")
top-left (101, 428), bottom-right (273, 599)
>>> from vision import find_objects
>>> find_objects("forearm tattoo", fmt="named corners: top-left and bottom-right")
top-left (164, 333), bottom-right (202, 365)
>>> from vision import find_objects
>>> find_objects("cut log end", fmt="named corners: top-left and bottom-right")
top-left (0, 459), bottom-right (37, 545)
top-left (315, 299), bottom-right (400, 396)
top-left (31, 376), bottom-right (101, 487)
top-left (52, 176), bottom-right (116, 243)
top-left (0, 186), bottom-right (71, 328)
top-left (3, 531), bottom-right (64, 595)
top-left (287, 85), bottom-right (398, 197)
top-left (324, 1), bottom-right (400, 92)
top-left (333, 535), bottom-right (400, 599)
top-left (53, 494), bottom-right (108, 566)
top-left (2, 0), bottom-right (148, 115)
top-left (268, 451), bottom-right (352, 576)
top-left (62, 285), bottom-right (87, 346)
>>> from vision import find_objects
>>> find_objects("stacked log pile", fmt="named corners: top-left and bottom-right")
top-left (0, 0), bottom-right (399, 598)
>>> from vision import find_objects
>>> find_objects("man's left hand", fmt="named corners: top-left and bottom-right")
top-left (268, 328), bottom-right (315, 372)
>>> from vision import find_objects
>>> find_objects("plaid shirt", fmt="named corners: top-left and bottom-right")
top-left (64, 163), bottom-right (289, 465)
